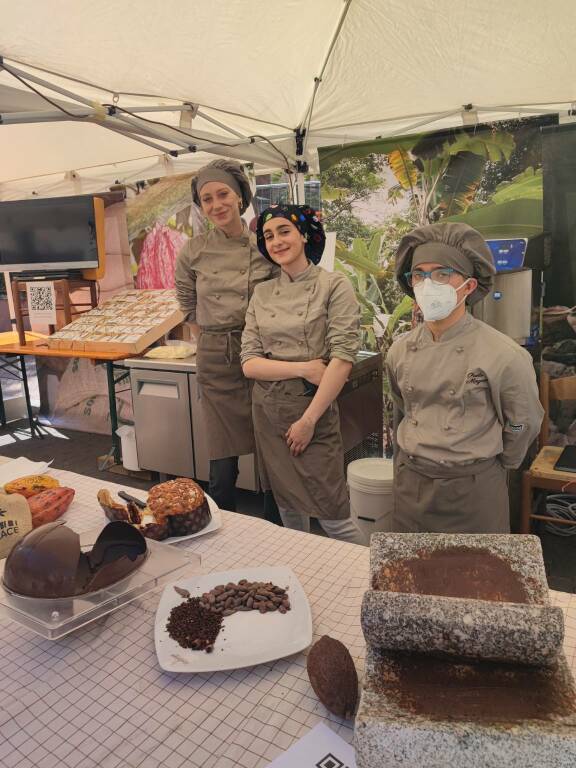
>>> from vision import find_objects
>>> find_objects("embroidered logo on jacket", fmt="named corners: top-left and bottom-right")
top-left (466, 370), bottom-right (488, 386)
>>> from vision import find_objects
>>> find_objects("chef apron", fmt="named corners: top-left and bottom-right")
top-left (196, 326), bottom-right (255, 460)
top-left (252, 379), bottom-right (350, 520)
top-left (392, 449), bottom-right (510, 533)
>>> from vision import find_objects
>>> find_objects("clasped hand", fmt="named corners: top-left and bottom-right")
top-left (285, 415), bottom-right (316, 456)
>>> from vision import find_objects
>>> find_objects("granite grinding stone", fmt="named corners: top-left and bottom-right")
top-left (361, 590), bottom-right (564, 666)
top-left (355, 645), bottom-right (576, 768)
top-left (354, 532), bottom-right (576, 766)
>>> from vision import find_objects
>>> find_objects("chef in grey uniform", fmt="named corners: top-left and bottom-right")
top-left (241, 205), bottom-right (366, 544)
top-left (387, 222), bottom-right (544, 533)
top-left (175, 159), bottom-right (277, 511)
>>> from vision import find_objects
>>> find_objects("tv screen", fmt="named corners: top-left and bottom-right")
top-left (0, 195), bottom-right (100, 272)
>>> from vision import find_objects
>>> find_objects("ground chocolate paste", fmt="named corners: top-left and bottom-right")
top-left (372, 546), bottom-right (528, 603)
top-left (373, 651), bottom-right (576, 723)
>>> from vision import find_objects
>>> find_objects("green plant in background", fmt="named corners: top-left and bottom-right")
top-left (321, 156), bottom-right (387, 246)
top-left (386, 130), bottom-right (515, 225)
top-left (335, 233), bottom-right (413, 353)
top-left (335, 234), bottom-right (413, 454)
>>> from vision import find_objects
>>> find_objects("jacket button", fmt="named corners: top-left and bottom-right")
top-left (456, 346), bottom-right (464, 353)
top-left (444, 425), bottom-right (450, 431)
top-left (410, 344), bottom-right (418, 352)
top-left (213, 269), bottom-right (218, 274)
top-left (241, 295), bottom-right (246, 301)
top-left (411, 419), bottom-right (418, 426)
top-left (271, 312), bottom-right (276, 318)
top-left (407, 386), bottom-right (414, 393)
top-left (215, 295), bottom-right (220, 300)
top-left (297, 311), bottom-right (303, 316)
top-left (240, 269), bottom-right (246, 275)
top-left (449, 388), bottom-right (456, 395)
top-left (440, 460), bottom-right (447, 464)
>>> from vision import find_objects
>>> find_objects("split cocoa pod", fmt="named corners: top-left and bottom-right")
top-left (306, 635), bottom-right (358, 718)
top-left (5, 475), bottom-right (60, 498)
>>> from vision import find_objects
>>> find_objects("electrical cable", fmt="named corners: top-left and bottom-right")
top-left (102, 104), bottom-right (243, 148)
top-left (104, 106), bottom-right (294, 170)
top-left (3, 54), bottom-right (293, 130)
top-left (544, 494), bottom-right (576, 536)
top-left (2, 64), bottom-right (294, 171)
top-left (3, 64), bottom-right (296, 188)
top-left (1, 64), bottom-right (91, 118)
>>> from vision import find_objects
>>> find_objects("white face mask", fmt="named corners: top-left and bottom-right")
top-left (414, 278), bottom-right (470, 322)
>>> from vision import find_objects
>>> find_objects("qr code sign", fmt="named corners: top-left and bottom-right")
top-left (316, 755), bottom-right (346, 768)
top-left (29, 284), bottom-right (55, 312)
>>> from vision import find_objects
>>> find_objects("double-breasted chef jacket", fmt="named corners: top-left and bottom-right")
top-left (241, 263), bottom-right (361, 520)
top-left (175, 223), bottom-right (277, 460)
top-left (386, 312), bottom-right (544, 533)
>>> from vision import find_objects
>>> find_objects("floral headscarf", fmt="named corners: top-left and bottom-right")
top-left (256, 205), bottom-right (325, 264)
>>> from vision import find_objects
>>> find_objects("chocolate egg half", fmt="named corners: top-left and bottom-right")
top-left (3, 521), bottom-right (147, 598)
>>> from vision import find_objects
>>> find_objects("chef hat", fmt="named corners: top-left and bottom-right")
top-left (191, 159), bottom-right (253, 214)
top-left (395, 222), bottom-right (496, 305)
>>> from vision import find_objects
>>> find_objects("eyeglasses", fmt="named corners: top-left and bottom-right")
top-left (404, 267), bottom-right (465, 287)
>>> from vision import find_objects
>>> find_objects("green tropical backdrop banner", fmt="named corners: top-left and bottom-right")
top-left (319, 116), bottom-right (556, 353)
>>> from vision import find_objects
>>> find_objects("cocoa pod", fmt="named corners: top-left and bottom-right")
top-left (306, 636), bottom-right (358, 719)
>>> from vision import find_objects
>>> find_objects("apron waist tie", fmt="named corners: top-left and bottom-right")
top-left (397, 449), bottom-right (500, 479)
top-left (199, 326), bottom-right (243, 367)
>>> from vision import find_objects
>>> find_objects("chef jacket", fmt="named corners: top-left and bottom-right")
top-left (240, 263), bottom-right (361, 365)
top-left (175, 223), bottom-right (277, 328)
top-left (386, 313), bottom-right (544, 469)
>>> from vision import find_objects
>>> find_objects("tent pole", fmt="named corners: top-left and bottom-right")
top-left (294, 173), bottom-right (306, 205)
top-left (196, 109), bottom-right (246, 139)
top-left (299, 0), bottom-right (352, 130)
top-left (1, 61), bottom-right (97, 108)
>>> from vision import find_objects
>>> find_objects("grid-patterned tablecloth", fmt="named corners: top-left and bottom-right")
top-left (1, 467), bottom-right (576, 768)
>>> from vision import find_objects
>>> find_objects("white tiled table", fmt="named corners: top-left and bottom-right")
top-left (1, 467), bottom-right (576, 768)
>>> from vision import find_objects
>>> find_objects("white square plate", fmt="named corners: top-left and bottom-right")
top-left (154, 566), bottom-right (312, 672)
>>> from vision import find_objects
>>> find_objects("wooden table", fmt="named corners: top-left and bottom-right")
top-left (0, 339), bottom-right (132, 464)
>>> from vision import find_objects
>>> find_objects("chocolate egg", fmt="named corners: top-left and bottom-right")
top-left (3, 521), bottom-right (147, 598)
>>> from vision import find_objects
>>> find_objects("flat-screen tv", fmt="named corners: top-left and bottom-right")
top-left (0, 195), bottom-right (102, 272)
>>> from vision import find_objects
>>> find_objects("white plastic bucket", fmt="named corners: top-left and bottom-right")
top-left (347, 458), bottom-right (394, 533)
top-left (116, 425), bottom-right (140, 471)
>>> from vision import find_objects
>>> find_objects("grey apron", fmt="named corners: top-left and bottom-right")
top-left (252, 379), bottom-right (350, 520)
top-left (196, 327), bottom-right (255, 460)
top-left (392, 449), bottom-right (510, 533)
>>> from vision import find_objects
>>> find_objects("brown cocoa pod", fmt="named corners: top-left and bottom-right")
top-left (306, 636), bottom-right (358, 719)
top-left (246, 597), bottom-right (254, 609)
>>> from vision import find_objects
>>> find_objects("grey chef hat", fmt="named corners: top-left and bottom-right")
top-left (191, 158), bottom-right (253, 214)
top-left (395, 221), bottom-right (496, 305)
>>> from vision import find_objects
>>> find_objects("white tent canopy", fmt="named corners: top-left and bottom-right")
top-left (1, 0), bottom-right (576, 199)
